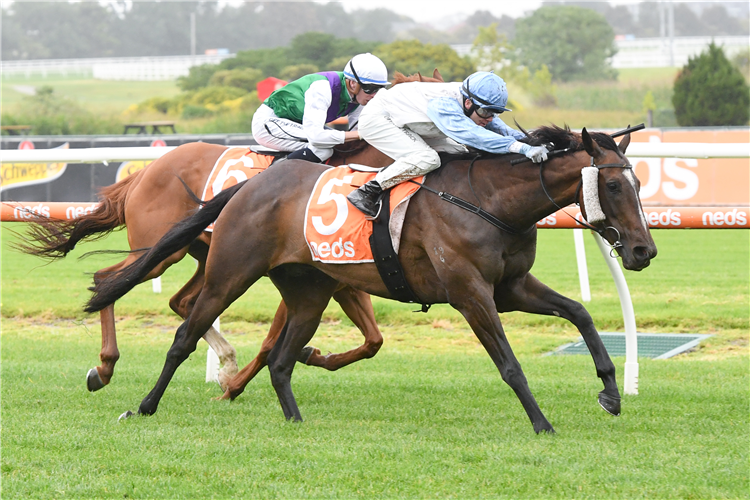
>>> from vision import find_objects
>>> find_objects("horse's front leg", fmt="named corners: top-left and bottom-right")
top-left (301, 286), bottom-right (383, 370)
top-left (495, 273), bottom-right (620, 416)
top-left (449, 280), bottom-right (554, 434)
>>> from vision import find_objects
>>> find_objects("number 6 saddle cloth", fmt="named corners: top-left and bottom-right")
top-left (201, 147), bottom-right (275, 231)
top-left (304, 166), bottom-right (423, 264)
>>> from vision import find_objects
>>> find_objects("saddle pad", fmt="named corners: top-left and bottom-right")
top-left (201, 147), bottom-right (274, 232)
top-left (304, 166), bottom-right (423, 264)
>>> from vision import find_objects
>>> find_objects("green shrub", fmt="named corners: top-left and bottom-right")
top-left (181, 105), bottom-right (213, 119)
top-left (732, 48), bottom-right (750, 81)
top-left (279, 64), bottom-right (319, 82)
top-left (374, 40), bottom-right (475, 82)
top-left (188, 86), bottom-right (247, 106)
top-left (672, 42), bottom-right (750, 126)
top-left (135, 96), bottom-right (173, 115)
top-left (208, 68), bottom-right (264, 92)
top-left (177, 63), bottom-right (219, 91)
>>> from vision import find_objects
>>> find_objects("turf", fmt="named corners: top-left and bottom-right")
top-left (1, 321), bottom-right (747, 499)
top-left (1, 224), bottom-right (748, 498)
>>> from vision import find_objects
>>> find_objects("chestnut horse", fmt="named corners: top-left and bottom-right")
top-left (87, 125), bottom-right (657, 433)
top-left (18, 70), bottom-right (443, 393)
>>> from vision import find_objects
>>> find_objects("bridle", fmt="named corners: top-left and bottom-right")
top-left (541, 153), bottom-right (634, 256)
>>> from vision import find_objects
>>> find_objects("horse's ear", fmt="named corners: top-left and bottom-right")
top-left (618, 133), bottom-right (631, 154)
top-left (433, 68), bottom-right (444, 82)
top-left (417, 71), bottom-right (423, 82)
top-left (581, 127), bottom-right (604, 158)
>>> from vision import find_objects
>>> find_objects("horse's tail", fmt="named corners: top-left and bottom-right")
top-left (84, 179), bottom-right (247, 313)
top-left (13, 170), bottom-right (143, 259)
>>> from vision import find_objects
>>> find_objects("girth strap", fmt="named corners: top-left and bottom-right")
top-left (369, 191), bottom-right (431, 312)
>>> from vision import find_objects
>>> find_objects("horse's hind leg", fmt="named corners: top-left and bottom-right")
top-left (137, 256), bottom-right (266, 416)
top-left (87, 258), bottom-right (135, 391)
top-left (217, 299), bottom-right (289, 401)
top-left (495, 273), bottom-right (621, 416)
top-left (301, 286), bottom-right (383, 370)
top-left (218, 286), bottom-right (380, 400)
top-left (266, 265), bottom-right (339, 421)
top-left (86, 244), bottom-right (192, 391)
top-left (169, 241), bottom-right (238, 391)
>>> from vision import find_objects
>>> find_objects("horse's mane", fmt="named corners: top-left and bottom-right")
top-left (523, 125), bottom-right (618, 154)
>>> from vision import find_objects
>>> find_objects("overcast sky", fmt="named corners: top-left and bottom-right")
top-left (336, 0), bottom-right (543, 21)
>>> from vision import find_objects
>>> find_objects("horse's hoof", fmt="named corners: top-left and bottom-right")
top-left (297, 346), bottom-right (316, 364)
top-left (598, 391), bottom-right (621, 416)
top-left (118, 410), bottom-right (134, 421)
top-left (534, 423), bottom-right (556, 434)
top-left (86, 368), bottom-right (106, 392)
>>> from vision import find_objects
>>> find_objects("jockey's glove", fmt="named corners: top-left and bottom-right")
top-left (521, 144), bottom-right (549, 163)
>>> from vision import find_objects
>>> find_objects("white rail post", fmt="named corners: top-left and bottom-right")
top-left (593, 232), bottom-right (638, 395)
top-left (151, 276), bottom-right (162, 293)
top-left (573, 228), bottom-right (592, 302)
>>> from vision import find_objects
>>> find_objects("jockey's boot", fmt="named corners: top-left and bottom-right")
top-left (347, 180), bottom-right (383, 218)
top-left (287, 148), bottom-right (322, 163)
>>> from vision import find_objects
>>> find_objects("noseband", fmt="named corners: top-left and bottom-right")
top-left (543, 155), bottom-right (634, 257)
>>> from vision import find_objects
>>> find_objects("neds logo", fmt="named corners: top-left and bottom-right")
top-left (702, 209), bottom-right (747, 226)
top-left (13, 203), bottom-right (50, 219)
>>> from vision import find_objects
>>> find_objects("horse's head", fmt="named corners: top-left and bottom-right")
top-left (578, 127), bottom-right (657, 271)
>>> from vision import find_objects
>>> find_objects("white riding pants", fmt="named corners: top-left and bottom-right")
top-left (251, 104), bottom-right (334, 161)
top-left (358, 100), bottom-right (466, 190)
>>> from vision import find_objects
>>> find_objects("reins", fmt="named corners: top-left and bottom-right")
top-left (407, 124), bottom-right (644, 249)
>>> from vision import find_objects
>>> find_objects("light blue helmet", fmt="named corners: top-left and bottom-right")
top-left (460, 71), bottom-right (511, 113)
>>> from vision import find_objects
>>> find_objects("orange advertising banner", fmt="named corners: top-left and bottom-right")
top-left (2, 202), bottom-right (99, 221)
top-left (7, 202), bottom-right (746, 229)
top-left (629, 129), bottom-right (749, 206)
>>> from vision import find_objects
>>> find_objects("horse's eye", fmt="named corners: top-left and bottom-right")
top-left (606, 181), bottom-right (621, 193)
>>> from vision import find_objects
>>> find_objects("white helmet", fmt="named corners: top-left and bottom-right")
top-left (344, 53), bottom-right (389, 92)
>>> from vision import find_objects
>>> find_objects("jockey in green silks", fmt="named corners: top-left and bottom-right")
top-left (251, 53), bottom-right (389, 163)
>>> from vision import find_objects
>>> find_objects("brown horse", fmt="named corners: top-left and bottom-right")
top-left (86, 125), bottom-right (657, 433)
top-left (18, 70), bottom-right (443, 393)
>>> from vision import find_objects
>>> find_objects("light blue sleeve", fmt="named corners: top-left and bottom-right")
top-left (425, 97), bottom-right (523, 154)
top-left (486, 117), bottom-right (527, 140)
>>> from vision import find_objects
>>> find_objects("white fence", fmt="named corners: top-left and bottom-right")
top-left (1, 54), bottom-right (233, 80)
top-left (452, 35), bottom-right (749, 68)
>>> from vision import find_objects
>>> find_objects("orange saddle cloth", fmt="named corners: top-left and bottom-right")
top-left (201, 147), bottom-right (274, 231)
top-left (304, 166), bottom-right (423, 263)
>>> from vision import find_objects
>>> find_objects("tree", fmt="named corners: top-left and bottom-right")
top-left (374, 40), bottom-right (475, 82)
top-left (514, 5), bottom-right (617, 82)
top-left (672, 43), bottom-right (750, 126)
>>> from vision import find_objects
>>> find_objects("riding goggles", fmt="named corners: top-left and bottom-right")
top-left (475, 107), bottom-right (501, 119)
top-left (349, 63), bottom-right (386, 94)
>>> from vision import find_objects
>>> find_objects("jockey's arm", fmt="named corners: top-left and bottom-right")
top-left (302, 80), bottom-right (347, 148)
top-left (425, 97), bottom-right (524, 154)
top-left (486, 117), bottom-right (526, 140)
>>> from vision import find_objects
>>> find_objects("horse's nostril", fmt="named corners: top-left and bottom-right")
top-left (634, 246), bottom-right (654, 261)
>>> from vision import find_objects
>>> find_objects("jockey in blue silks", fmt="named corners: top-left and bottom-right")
top-left (251, 53), bottom-right (388, 163)
top-left (347, 71), bottom-right (549, 217)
